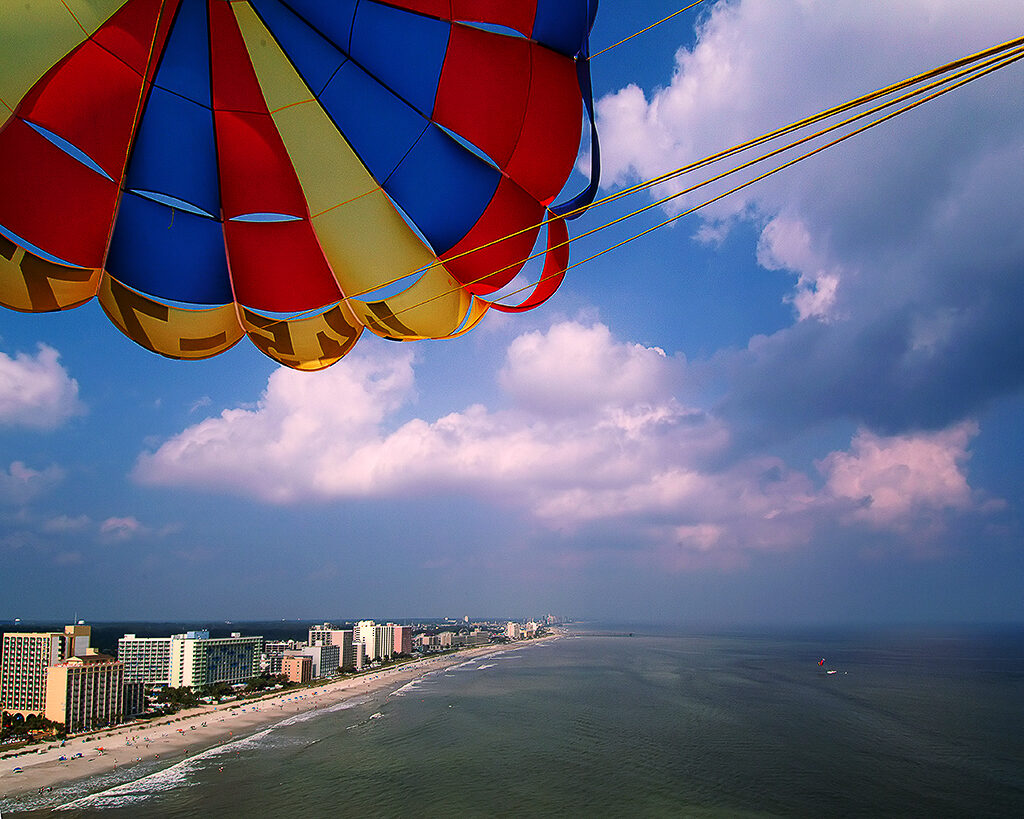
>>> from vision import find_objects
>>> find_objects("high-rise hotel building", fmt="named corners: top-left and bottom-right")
top-left (117, 630), bottom-right (261, 688)
top-left (377, 623), bottom-right (395, 660)
top-left (117, 635), bottom-right (172, 685)
top-left (393, 625), bottom-right (413, 656)
top-left (45, 650), bottom-right (124, 733)
top-left (169, 632), bottom-right (262, 688)
top-left (283, 644), bottom-right (340, 679)
top-left (353, 621), bottom-right (377, 661)
top-left (0, 624), bottom-right (91, 716)
top-left (353, 621), bottom-right (398, 661)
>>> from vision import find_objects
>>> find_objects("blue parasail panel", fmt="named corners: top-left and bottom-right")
top-left (532, 0), bottom-right (595, 57)
top-left (106, 192), bottom-right (232, 305)
top-left (319, 60), bottom-right (429, 185)
top-left (275, 0), bottom-right (358, 54)
top-left (384, 124), bottom-right (500, 255)
top-left (155, 0), bottom-right (212, 107)
top-left (125, 86), bottom-right (220, 219)
top-left (349, 1), bottom-right (451, 117)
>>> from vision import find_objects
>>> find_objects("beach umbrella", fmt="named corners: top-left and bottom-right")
top-left (0, 0), bottom-right (599, 369)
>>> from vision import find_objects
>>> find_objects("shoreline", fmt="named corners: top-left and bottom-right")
top-left (0, 640), bottom-right (546, 806)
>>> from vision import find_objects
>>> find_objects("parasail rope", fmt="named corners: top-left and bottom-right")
top-left (386, 40), bottom-right (1024, 317)
top-left (570, 35), bottom-right (1024, 221)
top-left (488, 45), bottom-right (1024, 308)
top-left (589, 0), bottom-right (711, 60)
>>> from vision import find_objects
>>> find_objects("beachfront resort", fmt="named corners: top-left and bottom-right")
top-left (0, 617), bottom-right (554, 746)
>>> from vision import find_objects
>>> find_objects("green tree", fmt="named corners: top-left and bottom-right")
top-left (155, 686), bottom-right (200, 710)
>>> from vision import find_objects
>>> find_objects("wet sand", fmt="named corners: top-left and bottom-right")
top-left (0, 643), bottom-right (527, 802)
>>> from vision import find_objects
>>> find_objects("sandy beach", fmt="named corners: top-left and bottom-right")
top-left (0, 643), bottom-right (527, 805)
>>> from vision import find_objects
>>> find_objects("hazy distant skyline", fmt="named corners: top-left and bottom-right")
top-left (2, 0), bottom-right (1023, 623)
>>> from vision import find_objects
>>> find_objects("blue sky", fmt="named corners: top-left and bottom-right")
top-left (2, 0), bottom-right (1023, 624)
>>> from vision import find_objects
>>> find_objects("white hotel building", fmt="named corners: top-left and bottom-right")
top-left (353, 621), bottom-right (397, 661)
top-left (117, 635), bottom-right (172, 685)
top-left (117, 631), bottom-right (261, 688)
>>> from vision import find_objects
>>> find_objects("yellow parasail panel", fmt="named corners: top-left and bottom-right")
top-left (239, 302), bottom-right (364, 371)
top-left (349, 268), bottom-right (482, 341)
top-left (0, 234), bottom-right (100, 311)
top-left (62, 0), bottom-right (133, 32)
top-left (308, 187), bottom-right (439, 299)
top-left (99, 274), bottom-right (244, 360)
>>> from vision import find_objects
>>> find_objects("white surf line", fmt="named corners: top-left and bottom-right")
top-left (57, 692), bottom-right (376, 811)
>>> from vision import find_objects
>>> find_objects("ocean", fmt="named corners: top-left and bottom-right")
top-left (5, 625), bottom-right (1024, 817)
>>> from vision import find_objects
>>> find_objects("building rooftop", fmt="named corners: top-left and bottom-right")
top-left (57, 650), bottom-right (117, 666)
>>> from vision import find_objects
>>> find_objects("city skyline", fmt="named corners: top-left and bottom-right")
top-left (0, 617), bottom-right (546, 730)
top-left (2, 0), bottom-right (1023, 625)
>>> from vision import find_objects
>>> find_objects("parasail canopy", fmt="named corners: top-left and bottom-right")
top-left (0, 0), bottom-right (599, 369)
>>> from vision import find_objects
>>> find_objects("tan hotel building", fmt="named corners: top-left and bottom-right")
top-left (281, 654), bottom-right (312, 684)
top-left (45, 650), bottom-right (124, 733)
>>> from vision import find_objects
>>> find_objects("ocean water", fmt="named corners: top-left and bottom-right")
top-left (6, 626), bottom-right (1024, 817)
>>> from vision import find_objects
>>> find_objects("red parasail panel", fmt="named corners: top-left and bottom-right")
top-left (224, 220), bottom-right (341, 312)
top-left (90, 0), bottom-right (180, 79)
top-left (214, 110), bottom-right (311, 221)
top-left (490, 211), bottom-right (568, 313)
top-left (433, 23), bottom-right (530, 170)
top-left (441, 176), bottom-right (543, 294)
top-left (208, 0), bottom-right (268, 114)
top-left (504, 44), bottom-right (582, 206)
top-left (0, 118), bottom-right (119, 267)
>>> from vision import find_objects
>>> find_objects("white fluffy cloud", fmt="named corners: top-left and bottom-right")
top-left (499, 322), bottom-right (674, 413)
top-left (819, 423), bottom-right (978, 529)
top-left (135, 346), bottom-right (416, 503)
top-left (756, 217), bottom-right (841, 322)
top-left (598, 0), bottom-right (1024, 215)
top-left (135, 321), bottom-right (995, 565)
top-left (0, 344), bottom-right (83, 429)
top-left (596, 0), bottom-right (1024, 438)
top-left (135, 326), bottom-right (717, 505)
